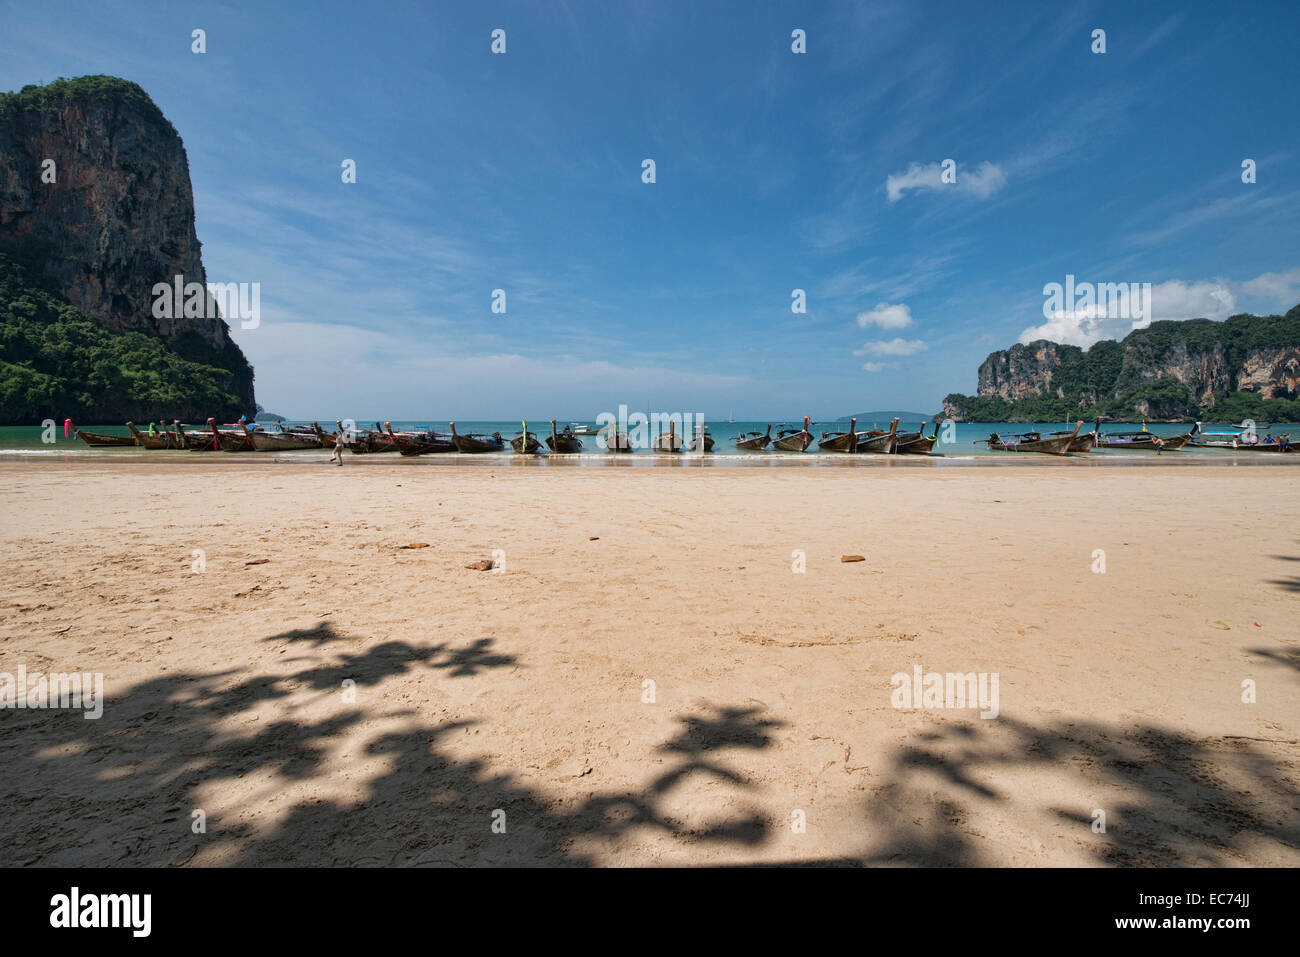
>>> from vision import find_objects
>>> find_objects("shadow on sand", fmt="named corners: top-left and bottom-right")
top-left (2, 622), bottom-right (1296, 865)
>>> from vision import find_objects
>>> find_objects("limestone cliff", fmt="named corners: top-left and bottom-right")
top-left (943, 306), bottom-right (1300, 422)
top-left (0, 76), bottom-right (254, 419)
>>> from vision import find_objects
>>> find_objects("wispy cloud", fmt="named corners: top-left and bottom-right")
top-left (885, 161), bottom-right (1007, 203)
top-left (854, 337), bottom-right (928, 357)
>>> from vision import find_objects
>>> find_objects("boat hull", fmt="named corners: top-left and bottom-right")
top-left (1097, 433), bottom-right (1190, 451)
top-left (895, 435), bottom-right (935, 455)
top-left (511, 434), bottom-right (542, 453)
top-left (854, 432), bottom-right (897, 454)
top-left (452, 435), bottom-right (505, 453)
top-left (818, 432), bottom-right (859, 452)
top-left (73, 429), bottom-right (136, 448)
top-left (249, 432), bottom-right (321, 451)
top-left (735, 435), bottom-right (769, 451)
top-left (987, 435), bottom-right (1075, 455)
top-left (772, 432), bottom-right (813, 452)
top-left (215, 430), bottom-right (254, 452)
top-left (125, 423), bottom-right (168, 449)
top-left (546, 434), bottom-right (583, 453)
top-left (601, 431), bottom-right (633, 452)
top-left (391, 434), bottom-right (454, 455)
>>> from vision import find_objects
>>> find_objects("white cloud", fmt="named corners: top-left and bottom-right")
top-left (1148, 279), bottom-right (1235, 322)
top-left (885, 161), bottom-right (1006, 203)
top-left (856, 302), bottom-right (914, 329)
top-left (862, 362), bottom-right (897, 373)
top-left (1016, 278), bottom-right (1238, 348)
top-left (1239, 268), bottom-right (1300, 306)
top-left (854, 337), bottom-right (928, 357)
top-left (1017, 306), bottom-right (1131, 348)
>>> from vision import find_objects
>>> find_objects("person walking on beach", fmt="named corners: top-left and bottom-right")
top-left (331, 431), bottom-right (345, 466)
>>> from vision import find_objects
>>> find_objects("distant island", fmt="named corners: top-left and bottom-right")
top-left (0, 76), bottom-right (255, 424)
top-left (942, 306), bottom-right (1300, 423)
top-left (836, 410), bottom-right (933, 423)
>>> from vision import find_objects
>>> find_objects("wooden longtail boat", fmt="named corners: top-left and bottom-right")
top-left (1044, 426), bottom-right (1094, 452)
top-left (172, 420), bottom-right (215, 450)
top-left (772, 416), bottom-right (814, 452)
top-left (689, 426), bottom-right (715, 453)
top-left (818, 418), bottom-right (860, 453)
top-left (449, 421), bottom-right (505, 453)
top-left (68, 420), bottom-right (136, 447)
top-left (981, 421), bottom-right (1083, 455)
top-left (511, 420), bottom-right (542, 453)
top-left (735, 425), bottom-right (771, 451)
top-left (384, 422), bottom-right (455, 455)
top-left (855, 418), bottom-right (900, 454)
top-left (546, 420), bottom-right (583, 453)
top-left (1187, 423), bottom-right (1295, 451)
top-left (333, 421), bottom-right (396, 454)
top-left (895, 422), bottom-right (940, 455)
top-left (308, 422), bottom-right (343, 448)
top-left (240, 422), bottom-right (320, 451)
top-left (125, 421), bottom-right (169, 449)
top-left (1093, 421), bottom-right (1194, 451)
top-left (600, 425), bottom-right (634, 452)
top-left (654, 420), bottom-right (684, 452)
top-left (210, 418), bottom-right (254, 452)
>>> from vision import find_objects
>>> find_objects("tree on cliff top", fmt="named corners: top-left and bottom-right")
top-left (0, 75), bottom-right (175, 136)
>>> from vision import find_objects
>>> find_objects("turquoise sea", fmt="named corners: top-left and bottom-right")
top-left (3, 418), bottom-right (1298, 466)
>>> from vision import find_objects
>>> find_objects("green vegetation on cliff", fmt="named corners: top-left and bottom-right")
top-left (944, 306), bottom-right (1300, 422)
top-left (0, 75), bottom-right (172, 132)
top-left (0, 254), bottom-right (246, 423)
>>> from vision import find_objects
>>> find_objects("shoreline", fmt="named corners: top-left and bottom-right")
top-left (3, 451), bottom-right (1300, 469)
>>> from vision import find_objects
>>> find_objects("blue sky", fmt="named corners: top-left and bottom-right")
top-left (4, 0), bottom-right (1299, 419)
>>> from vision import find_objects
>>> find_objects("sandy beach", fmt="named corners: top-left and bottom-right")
top-left (0, 461), bottom-right (1296, 867)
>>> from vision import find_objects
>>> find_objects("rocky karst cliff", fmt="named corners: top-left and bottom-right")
top-left (0, 76), bottom-right (254, 421)
top-left (943, 306), bottom-right (1300, 422)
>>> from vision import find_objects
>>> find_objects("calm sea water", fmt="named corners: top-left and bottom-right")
top-left (3, 418), bottom-right (1297, 465)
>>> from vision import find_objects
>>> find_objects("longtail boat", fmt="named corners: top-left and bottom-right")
top-left (1187, 422), bottom-right (1294, 451)
top-left (309, 422), bottom-right (344, 448)
top-left (599, 425), bottom-right (633, 452)
top-left (1094, 421), bottom-right (1195, 451)
top-left (735, 425), bottom-right (771, 451)
top-left (335, 421), bottom-right (396, 454)
top-left (125, 421), bottom-right (169, 449)
top-left (895, 422), bottom-right (940, 455)
top-left (210, 418), bottom-right (254, 452)
top-left (654, 420), bottom-right (684, 452)
top-left (511, 420), bottom-right (542, 454)
top-left (449, 421), bottom-right (505, 453)
top-left (67, 420), bottom-right (136, 447)
top-left (855, 417), bottom-right (900, 454)
top-left (384, 422), bottom-right (454, 455)
top-left (1043, 425), bottom-right (1094, 452)
top-left (818, 418), bottom-right (860, 453)
top-left (546, 420), bottom-right (583, 453)
top-left (174, 420), bottom-right (216, 450)
top-left (689, 425), bottom-right (714, 453)
top-left (980, 420), bottom-right (1082, 455)
top-left (772, 416), bottom-right (814, 452)
top-left (240, 422), bottom-right (320, 451)
top-left (1238, 436), bottom-right (1298, 452)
